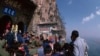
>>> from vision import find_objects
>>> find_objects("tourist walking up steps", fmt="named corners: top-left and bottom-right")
top-left (71, 30), bottom-right (89, 56)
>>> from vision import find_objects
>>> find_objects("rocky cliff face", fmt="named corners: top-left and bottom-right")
top-left (27, 0), bottom-right (66, 37)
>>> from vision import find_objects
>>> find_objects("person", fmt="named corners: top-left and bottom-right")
top-left (22, 33), bottom-right (30, 56)
top-left (17, 30), bottom-right (23, 43)
top-left (29, 35), bottom-right (38, 56)
top-left (58, 36), bottom-right (66, 47)
top-left (3, 29), bottom-right (15, 56)
top-left (28, 35), bottom-right (36, 48)
top-left (16, 43), bottom-right (25, 56)
top-left (6, 21), bottom-right (12, 30)
top-left (71, 30), bottom-right (89, 56)
top-left (62, 43), bottom-right (74, 56)
top-left (37, 42), bottom-right (44, 56)
top-left (0, 37), bottom-right (9, 56)
top-left (53, 42), bottom-right (64, 56)
top-left (44, 45), bottom-right (52, 56)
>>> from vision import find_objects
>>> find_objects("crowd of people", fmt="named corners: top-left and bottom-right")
top-left (0, 28), bottom-right (89, 56)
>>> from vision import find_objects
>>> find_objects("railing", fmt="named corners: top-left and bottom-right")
top-left (39, 27), bottom-right (50, 31)
top-left (51, 27), bottom-right (62, 31)
top-left (38, 21), bottom-right (57, 25)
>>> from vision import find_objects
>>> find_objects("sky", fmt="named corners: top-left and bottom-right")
top-left (57, 0), bottom-right (100, 38)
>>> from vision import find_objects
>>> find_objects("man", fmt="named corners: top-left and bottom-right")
top-left (4, 29), bottom-right (14, 48)
top-left (71, 30), bottom-right (89, 56)
top-left (3, 29), bottom-right (15, 56)
top-left (37, 42), bottom-right (44, 56)
top-left (53, 42), bottom-right (64, 56)
top-left (44, 45), bottom-right (52, 56)
top-left (22, 33), bottom-right (30, 56)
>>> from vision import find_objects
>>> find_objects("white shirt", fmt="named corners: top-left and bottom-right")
top-left (73, 37), bottom-right (89, 56)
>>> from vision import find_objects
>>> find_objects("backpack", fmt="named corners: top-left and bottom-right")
top-left (63, 42), bottom-right (74, 56)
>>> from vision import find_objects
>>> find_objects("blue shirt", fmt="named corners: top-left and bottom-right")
top-left (38, 47), bottom-right (44, 56)
top-left (5, 32), bottom-right (14, 47)
top-left (17, 33), bottom-right (23, 43)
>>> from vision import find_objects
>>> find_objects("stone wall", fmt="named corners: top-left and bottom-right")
top-left (27, 0), bottom-right (66, 37)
